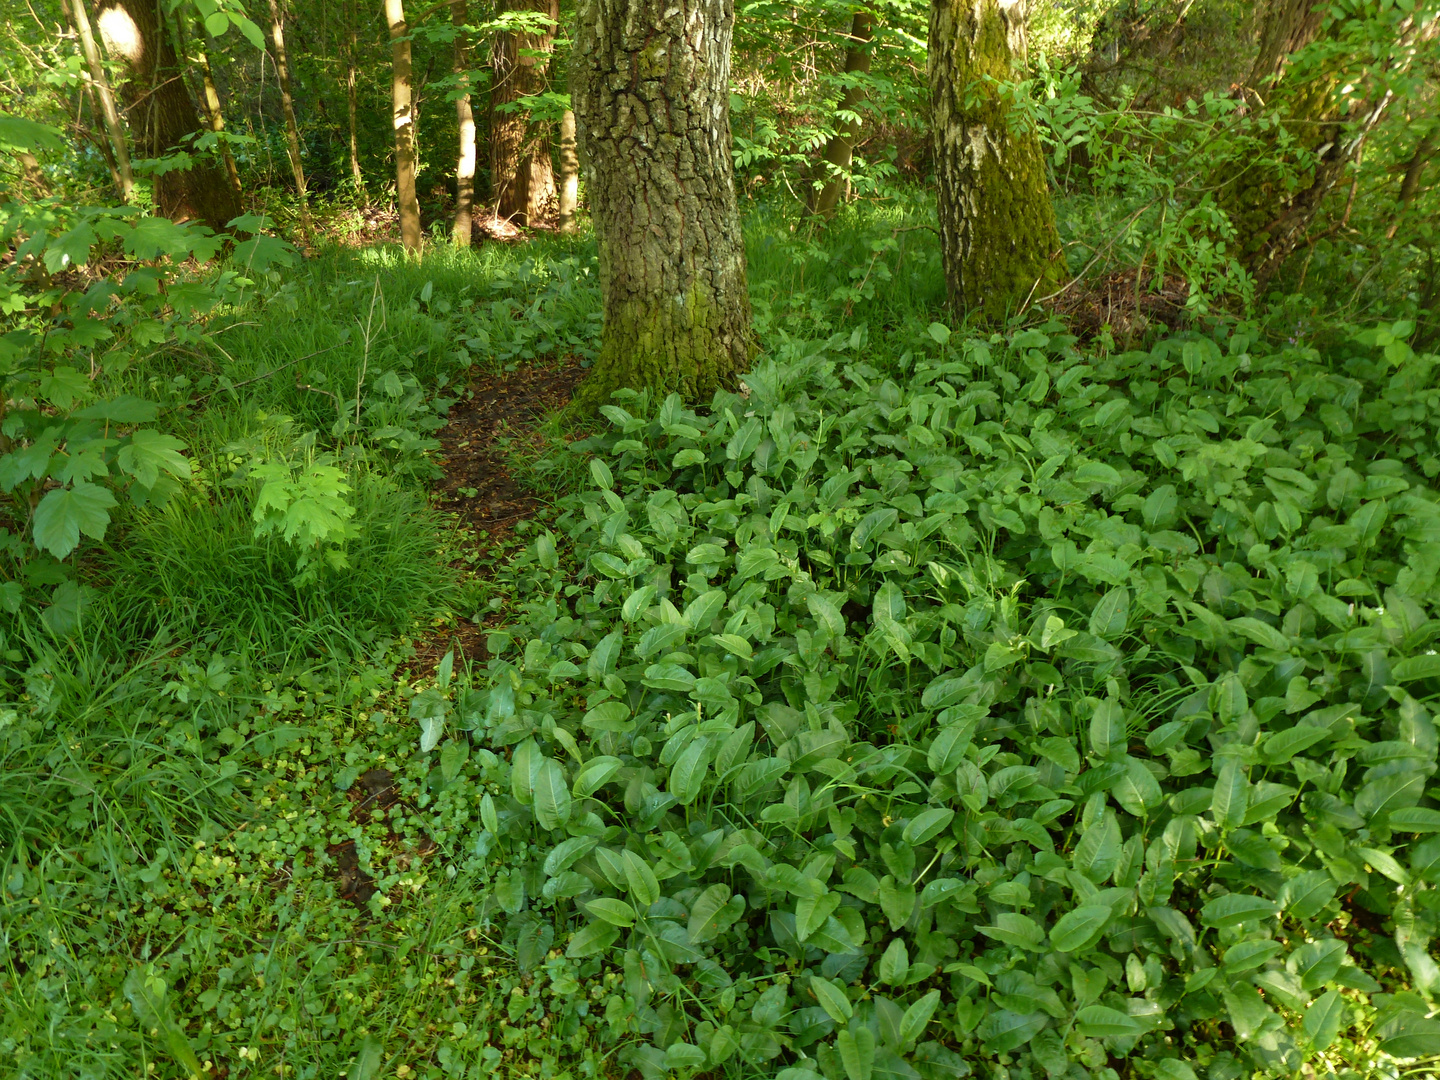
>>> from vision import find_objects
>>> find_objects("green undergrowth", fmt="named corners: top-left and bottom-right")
top-left (8, 203), bottom-right (1440, 1080)
top-left (436, 318), bottom-right (1440, 1080)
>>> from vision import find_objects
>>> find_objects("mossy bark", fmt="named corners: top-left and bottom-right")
top-left (1216, 2), bottom-right (1403, 284)
top-left (929, 0), bottom-right (1064, 321)
top-left (570, 0), bottom-right (753, 410)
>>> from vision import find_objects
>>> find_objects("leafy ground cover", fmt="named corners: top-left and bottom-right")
top-left (5, 202), bottom-right (1440, 1080)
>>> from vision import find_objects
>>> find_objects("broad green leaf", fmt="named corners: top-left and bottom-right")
top-left (1089, 698), bottom-right (1125, 758)
top-left (532, 758), bottom-right (571, 830)
top-left (1262, 725), bottom-right (1330, 763)
top-left (589, 458), bottom-right (614, 489)
top-left (810, 975), bottom-right (853, 1023)
top-left (1280, 870), bottom-right (1338, 920)
top-left (1228, 616), bottom-right (1292, 652)
top-left (1049, 905), bottom-right (1113, 952)
top-left (582, 701), bottom-right (633, 733)
top-left (898, 989), bottom-right (941, 1044)
top-left (927, 722), bottom-right (974, 774)
top-left (572, 755), bottom-right (622, 797)
top-left (1388, 807), bottom-right (1440, 832)
top-left (1088, 587), bottom-right (1129, 640)
top-left (1072, 809), bottom-right (1121, 883)
top-left (688, 883), bottom-right (736, 942)
top-left (1075, 1005), bottom-right (1144, 1038)
top-left (511, 738), bottom-right (541, 805)
top-left (32, 482), bottom-right (117, 559)
top-left (1200, 893), bottom-right (1279, 928)
top-left (1222, 982), bottom-right (1271, 1042)
top-left (902, 807), bottom-right (954, 846)
top-left (879, 938), bottom-right (909, 986)
top-left (1210, 759), bottom-right (1249, 829)
top-left (585, 897), bottom-right (636, 927)
top-left (669, 736), bottom-right (711, 805)
top-left (977, 912), bottom-right (1045, 951)
top-left (1303, 990), bottom-right (1346, 1050)
top-left (566, 920), bottom-right (619, 958)
top-left (836, 1025), bottom-right (875, 1080)
top-left (621, 850), bottom-right (660, 908)
top-left (1354, 770), bottom-right (1427, 820)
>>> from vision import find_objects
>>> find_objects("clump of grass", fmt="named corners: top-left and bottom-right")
top-left (100, 473), bottom-right (457, 661)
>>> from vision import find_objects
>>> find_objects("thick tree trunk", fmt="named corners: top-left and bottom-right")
top-left (96, 0), bottom-right (239, 229)
top-left (929, 0), bottom-right (1063, 320)
top-left (1219, 2), bottom-right (1422, 284)
top-left (489, 0), bottom-right (558, 224)
top-left (386, 0), bottom-right (423, 253)
top-left (268, 0), bottom-right (311, 237)
top-left (346, 10), bottom-right (368, 203)
top-left (571, 0), bottom-right (753, 408)
top-left (806, 8), bottom-right (874, 219)
top-left (1248, 0), bottom-right (1327, 91)
top-left (70, 0), bottom-right (134, 202)
top-left (556, 108), bottom-right (579, 233)
top-left (192, 17), bottom-right (242, 198)
top-left (452, 0), bottom-right (477, 247)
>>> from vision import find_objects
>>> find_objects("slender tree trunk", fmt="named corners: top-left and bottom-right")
top-left (346, 8), bottom-right (368, 203)
top-left (96, 0), bottom-right (239, 229)
top-left (556, 108), bottom-right (579, 233)
top-left (806, 8), bottom-right (874, 219)
top-left (929, 0), bottom-right (1063, 319)
top-left (452, 0), bottom-right (476, 246)
top-left (1388, 127), bottom-right (1437, 238)
top-left (268, 0), bottom-right (311, 238)
top-left (192, 17), bottom-right (242, 197)
top-left (386, 0), bottom-right (423, 253)
top-left (490, 0), bottom-right (558, 225)
top-left (70, 0), bottom-right (134, 201)
top-left (571, 0), bottom-right (753, 409)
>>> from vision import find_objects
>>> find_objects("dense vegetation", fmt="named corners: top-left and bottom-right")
top-left (4, 1), bottom-right (1440, 1079)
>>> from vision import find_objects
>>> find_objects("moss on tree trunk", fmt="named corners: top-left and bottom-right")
top-left (928, 0), bottom-right (1064, 321)
top-left (570, 0), bottom-right (753, 410)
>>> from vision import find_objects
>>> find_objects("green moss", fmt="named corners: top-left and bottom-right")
top-left (572, 283), bottom-right (751, 413)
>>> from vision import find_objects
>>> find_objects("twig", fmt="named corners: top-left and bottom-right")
top-left (183, 344), bottom-right (343, 408)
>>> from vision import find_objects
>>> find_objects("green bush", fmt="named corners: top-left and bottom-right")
top-left (436, 321), bottom-right (1440, 1079)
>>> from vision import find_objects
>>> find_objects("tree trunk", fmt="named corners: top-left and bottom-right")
top-left (386, 0), bottom-right (423, 253)
top-left (556, 107), bottom-right (579, 233)
top-left (70, 0), bottom-right (134, 202)
top-left (346, 6), bottom-right (368, 204)
top-left (1220, 2), bottom-right (1424, 284)
top-left (192, 16), bottom-right (242, 198)
top-left (96, 0), bottom-right (239, 230)
top-left (1248, 0), bottom-right (1327, 91)
top-left (1388, 126), bottom-right (1437, 238)
top-left (268, 0), bottom-right (311, 238)
top-left (489, 0), bottom-right (558, 225)
top-left (806, 8), bottom-right (874, 219)
top-left (452, 0), bottom-right (477, 246)
top-left (571, 0), bottom-right (753, 409)
top-left (929, 0), bottom-right (1063, 320)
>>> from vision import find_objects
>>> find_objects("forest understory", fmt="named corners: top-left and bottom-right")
top-left (5, 2), bottom-right (1440, 1080)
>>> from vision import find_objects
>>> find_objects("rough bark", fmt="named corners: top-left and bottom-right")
top-left (452, 0), bottom-right (477, 246)
top-left (96, 0), bottom-right (239, 229)
top-left (346, 6), bottom-right (368, 203)
top-left (386, 0), bottom-right (423, 253)
top-left (571, 0), bottom-right (753, 409)
top-left (806, 8), bottom-right (874, 219)
top-left (489, 0), bottom-right (558, 224)
top-left (929, 0), bottom-right (1064, 320)
top-left (556, 108), bottom-right (580, 233)
top-left (1248, 0), bottom-right (1328, 91)
top-left (70, 0), bottom-right (134, 201)
top-left (268, 0), bottom-right (311, 237)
